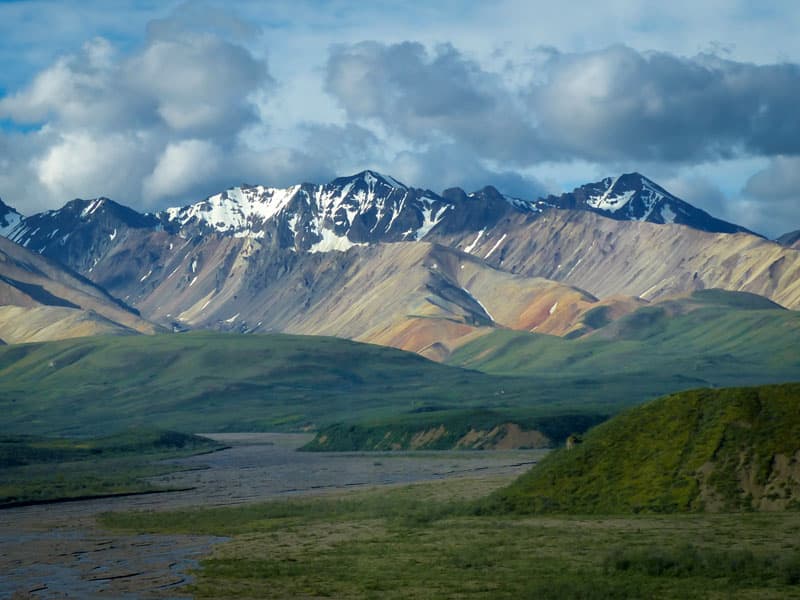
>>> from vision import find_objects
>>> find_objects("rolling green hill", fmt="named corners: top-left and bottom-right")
top-left (2, 291), bottom-right (799, 441)
top-left (486, 383), bottom-right (800, 514)
top-left (446, 291), bottom-right (800, 407)
top-left (0, 331), bottom-right (585, 437)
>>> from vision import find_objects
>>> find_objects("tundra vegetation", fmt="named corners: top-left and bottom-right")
top-left (101, 383), bottom-right (800, 598)
top-left (0, 429), bottom-right (225, 506)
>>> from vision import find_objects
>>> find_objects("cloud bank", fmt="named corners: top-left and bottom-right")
top-left (1, 3), bottom-right (799, 236)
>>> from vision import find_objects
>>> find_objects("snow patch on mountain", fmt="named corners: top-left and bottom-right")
top-left (484, 233), bottom-right (507, 259)
top-left (502, 194), bottom-right (554, 213)
top-left (164, 185), bottom-right (301, 236)
top-left (81, 198), bottom-right (106, 218)
top-left (0, 210), bottom-right (21, 237)
top-left (415, 204), bottom-right (448, 240)
top-left (462, 286), bottom-right (494, 322)
top-left (587, 176), bottom-right (636, 213)
top-left (660, 205), bottom-right (677, 224)
top-left (464, 229), bottom-right (485, 253)
top-left (637, 178), bottom-right (667, 220)
top-left (309, 229), bottom-right (365, 253)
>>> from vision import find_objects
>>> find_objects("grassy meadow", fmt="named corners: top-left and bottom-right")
top-left (102, 475), bottom-right (800, 599)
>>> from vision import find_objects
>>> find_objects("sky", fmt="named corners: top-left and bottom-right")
top-left (0, 1), bottom-right (799, 237)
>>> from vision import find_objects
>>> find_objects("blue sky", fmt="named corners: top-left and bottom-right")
top-left (1, 0), bottom-right (799, 236)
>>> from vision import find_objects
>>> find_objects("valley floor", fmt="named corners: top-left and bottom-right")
top-left (105, 481), bottom-right (800, 600)
top-left (0, 434), bottom-right (543, 598)
top-left (5, 434), bottom-right (800, 599)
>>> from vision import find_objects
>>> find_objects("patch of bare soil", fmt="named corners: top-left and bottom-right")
top-left (455, 423), bottom-right (549, 450)
top-left (696, 449), bottom-right (800, 512)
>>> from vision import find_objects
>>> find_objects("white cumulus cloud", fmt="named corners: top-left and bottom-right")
top-left (144, 139), bottom-right (221, 202)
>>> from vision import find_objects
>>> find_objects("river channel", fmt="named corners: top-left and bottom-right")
top-left (0, 433), bottom-right (547, 599)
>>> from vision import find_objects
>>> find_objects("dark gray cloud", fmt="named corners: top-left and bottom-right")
top-left (741, 157), bottom-right (800, 233)
top-left (532, 46), bottom-right (800, 162)
top-left (390, 144), bottom-right (547, 198)
top-left (744, 156), bottom-right (800, 201)
top-left (325, 41), bottom-right (800, 166)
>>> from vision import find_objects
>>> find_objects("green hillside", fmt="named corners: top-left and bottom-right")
top-left (447, 293), bottom-right (800, 407)
top-left (0, 331), bottom-right (576, 437)
top-left (2, 291), bottom-right (798, 440)
top-left (486, 382), bottom-right (800, 514)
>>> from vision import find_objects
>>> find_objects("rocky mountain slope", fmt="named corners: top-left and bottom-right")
top-left (78, 236), bottom-right (607, 359)
top-left (777, 229), bottom-right (800, 249)
top-left (0, 236), bottom-right (158, 343)
top-left (434, 210), bottom-right (800, 309)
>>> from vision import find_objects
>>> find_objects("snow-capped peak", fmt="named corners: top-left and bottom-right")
top-left (159, 171), bottom-right (450, 251)
top-left (584, 172), bottom-right (673, 220)
top-left (163, 184), bottom-right (302, 237)
top-left (317, 170), bottom-right (445, 243)
top-left (0, 170), bottom-right (755, 261)
top-left (545, 172), bottom-right (751, 234)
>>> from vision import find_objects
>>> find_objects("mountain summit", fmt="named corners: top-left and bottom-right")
top-left (7, 197), bottom-right (159, 272)
top-left (542, 172), bottom-right (752, 234)
top-left (162, 169), bottom-right (451, 252)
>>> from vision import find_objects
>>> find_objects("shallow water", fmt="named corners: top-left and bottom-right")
top-left (0, 433), bottom-right (547, 598)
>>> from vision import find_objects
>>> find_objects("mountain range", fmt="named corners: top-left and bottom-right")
top-left (0, 171), bottom-right (798, 356)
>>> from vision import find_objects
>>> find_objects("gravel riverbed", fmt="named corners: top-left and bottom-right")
top-left (1, 433), bottom-right (547, 599)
